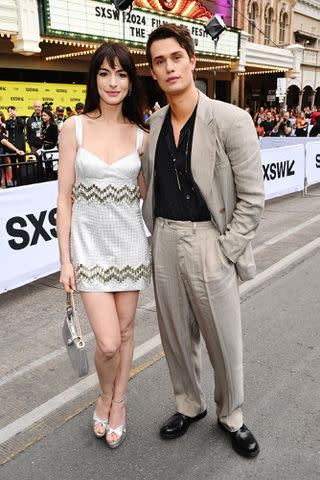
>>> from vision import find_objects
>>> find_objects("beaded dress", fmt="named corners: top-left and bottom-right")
top-left (70, 116), bottom-right (151, 292)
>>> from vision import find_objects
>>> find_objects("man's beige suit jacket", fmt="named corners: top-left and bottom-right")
top-left (141, 90), bottom-right (265, 281)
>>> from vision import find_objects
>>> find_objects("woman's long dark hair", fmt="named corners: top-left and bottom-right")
top-left (84, 42), bottom-right (147, 130)
top-left (41, 107), bottom-right (55, 125)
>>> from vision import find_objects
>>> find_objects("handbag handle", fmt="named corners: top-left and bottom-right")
top-left (66, 291), bottom-right (84, 341)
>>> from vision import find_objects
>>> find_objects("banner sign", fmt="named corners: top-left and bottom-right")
top-left (0, 181), bottom-right (59, 293)
top-left (0, 81), bottom-right (86, 118)
top-left (261, 144), bottom-right (305, 199)
top-left (42, 0), bottom-right (239, 58)
top-left (305, 141), bottom-right (320, 186)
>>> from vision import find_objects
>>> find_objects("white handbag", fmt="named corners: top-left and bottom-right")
top-left (62, 292), bottom-right (89, 377)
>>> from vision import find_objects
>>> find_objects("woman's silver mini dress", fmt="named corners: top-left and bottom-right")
top-left (70, 115), bottom-right (151, 292)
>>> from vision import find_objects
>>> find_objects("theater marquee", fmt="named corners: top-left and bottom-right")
top-left (41, 0), bottom-right (239, 58)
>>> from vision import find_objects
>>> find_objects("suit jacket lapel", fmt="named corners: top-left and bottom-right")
top-left (191, 91), bottom-right (216, 199)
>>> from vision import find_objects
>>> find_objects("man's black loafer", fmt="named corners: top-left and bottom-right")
top-left (218, 420), bottom-right (260, 458)
top-left (160, 410), bottom-right (207, 439)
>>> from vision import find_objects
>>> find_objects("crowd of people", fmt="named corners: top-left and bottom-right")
top-left (0, 101), bottom-right (84, 186)
top-left (2, 94), bottom-right (320, 188)
top-left (248, 105), bottom-right (320, 138)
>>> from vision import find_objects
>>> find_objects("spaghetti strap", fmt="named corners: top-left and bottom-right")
top-left (136, 127), bottom-right (143, 151)
top-left (74, 115), bottom-right (83, 147)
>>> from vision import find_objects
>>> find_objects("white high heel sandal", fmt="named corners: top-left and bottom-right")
top-left (93, 395), bottom-right (110, 438)
top-left (106, 397), bottom-right (126, 449)
top-left (93, 410), bottom-right (109, 438)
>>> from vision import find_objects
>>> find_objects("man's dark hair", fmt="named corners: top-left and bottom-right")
top-left (146, 24), bottom-right (195, 67)
top-left (7, 106), bottom-right (16, 111)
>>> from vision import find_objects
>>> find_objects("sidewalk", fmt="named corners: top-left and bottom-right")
top-left (1, 249), bottom-right (319, 480)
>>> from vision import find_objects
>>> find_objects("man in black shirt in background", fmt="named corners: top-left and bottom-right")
top-left (26, 100), bottom-right (42, 153)
top-left (261, 111), bottom-right (275, 136)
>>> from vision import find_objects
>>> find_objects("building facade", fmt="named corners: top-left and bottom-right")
top-left (287, 0), bottom-right (320, 108)
top-left (0, 0), bottom-right (242, 113)
top-left (233, 0), bottom-right (299, 109)
top-left (1, 0), bottom-right (317, 113)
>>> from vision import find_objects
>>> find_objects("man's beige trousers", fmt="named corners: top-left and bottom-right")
top-left (152, 218), bottom-right (244, 432)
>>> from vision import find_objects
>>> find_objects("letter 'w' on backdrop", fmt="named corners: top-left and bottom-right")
top-left (0, 181), bottom-right (59, 293)
top-left (261, 144), bottom-right (305, 200)
top-left (305, 141), bottom-right (320, 187)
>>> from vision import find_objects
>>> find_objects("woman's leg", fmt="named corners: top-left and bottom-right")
top-left (80, 291), bottom-right (121, 435)
top-left (107, 290), bottom-right (139, 442)
top-left (4, 156), bottom-right (13, 183)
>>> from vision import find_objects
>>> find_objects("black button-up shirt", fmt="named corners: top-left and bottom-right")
top-left (154, 106), bottom-right (211, 221)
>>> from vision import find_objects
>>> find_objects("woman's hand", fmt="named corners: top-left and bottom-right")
top-left (59, 262), bottom-right (76, 292)
top-left (16, 149), bottom-right (24, 156)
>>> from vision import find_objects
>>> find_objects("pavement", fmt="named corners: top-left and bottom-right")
top-left (0, 184), bottom-right (320, 479)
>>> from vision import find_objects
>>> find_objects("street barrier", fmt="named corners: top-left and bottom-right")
top-left (0, 150), bottom-right (59, 187)
top-left (260, 136), bottom-right (320, 150)
top-left (261, 144), bottom-right (305, 200)
top-left (305, 141), bottom-right (320, 187)
top-left (0, 141), bottom-right (319, 292)
top-left (0, 181), bottom-right (59, 293)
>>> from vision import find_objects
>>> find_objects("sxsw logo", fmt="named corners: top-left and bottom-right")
top-left (6, 209), bottom-right (57, 250)
top-left (263, 160), bottom-right (295, 181)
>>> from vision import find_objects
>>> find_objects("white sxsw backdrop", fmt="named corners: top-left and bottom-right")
top-left (0, 142), bottom-right (318, 292)
top-left (305, 141), bottom-right (320, 186)
top-left (261, 144), bottom-right (305, 200)
top-left (0, 181), bottom-right (59, 293)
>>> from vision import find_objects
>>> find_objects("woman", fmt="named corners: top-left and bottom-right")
top-left (57, 42), bottom-right (150, 449)
top-left (40, 108), bottom-right (58, 150)
top-left (0, 121), bottom-right (24, 187)
top-left (254, 117), bottom-right (265, 138)
top-left (295, 111), bottom-right (308, 137)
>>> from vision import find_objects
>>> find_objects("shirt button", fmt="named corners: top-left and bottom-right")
top-left (186, 195), bottom-right (190, 200)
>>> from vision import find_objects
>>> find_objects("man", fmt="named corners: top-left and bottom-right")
top-left (6, 106), bottom-right (25, 151)
top-left (273, 111), bottom-right (292, 137)
top-left (261, 111), bottom-right (275, 136)
top-left (142, 24), bottom-right (264, 458)
top-left (26, 100), bottom-right (42, 153)
top-left (75, 102), bottom-right (84, 115)
top-left (55, 106), bottom-right (65, 133)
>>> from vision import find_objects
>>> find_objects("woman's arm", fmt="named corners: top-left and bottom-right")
top-left (56, 117), bottom-right (77, 292)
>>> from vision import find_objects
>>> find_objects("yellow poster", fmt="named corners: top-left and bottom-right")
top-left (0, 81), bottom-right (86, 117)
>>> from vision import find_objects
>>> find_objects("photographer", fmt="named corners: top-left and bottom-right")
top-left (272, 111), bottom-right (293, 137)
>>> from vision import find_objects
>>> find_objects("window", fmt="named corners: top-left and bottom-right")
top-left (248, 2), bottom-right (258, 43)
top-left (264, 8), bottom-right (274, 45)
top-left (279, 12), bottom-right (287, 44)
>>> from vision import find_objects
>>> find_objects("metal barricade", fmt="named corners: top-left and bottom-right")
top-left (41, 148), bottom-right (59, 182)
top-left (0, 149), bottom-right (59, 188)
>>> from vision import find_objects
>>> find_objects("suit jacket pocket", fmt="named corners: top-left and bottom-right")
top-left (235, 242), bottom-right (256, 281)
